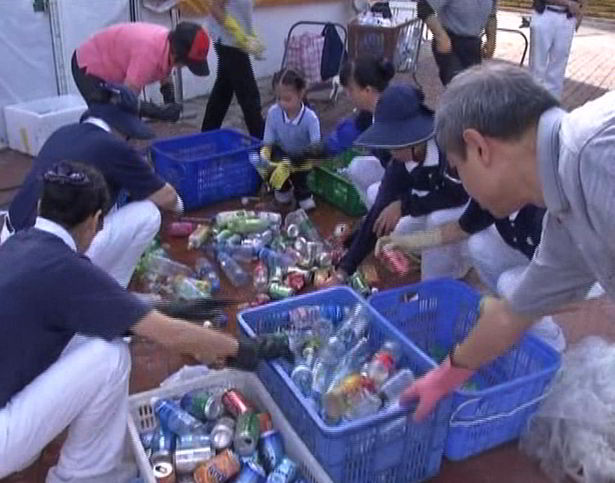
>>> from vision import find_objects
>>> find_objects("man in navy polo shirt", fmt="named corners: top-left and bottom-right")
top-left (0, 161), bottom-right (285, 481)
top-left (2, 103), bottom-right (181, 288)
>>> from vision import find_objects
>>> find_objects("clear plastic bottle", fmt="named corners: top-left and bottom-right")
top-left (285, 209), bottom-right (322, 242)
top-left (379, 368), bottom-right (415, 405)
top-left (195, 257), bottom-right (220, 293)
top-left (226, 217), bottom-right (270, 235)
top-left (225, 244), bottom-right (259, 262)
top-left (258, 247), bottom-right (295, 269)
top-left (344, 388), bottom-right (383, 421)
top-left (153, 399), bottom-right (205, 436)
top-left (363, 340), bottom-right (403, 389)
top-left (216, 251), bottom-right (251, 287)
top-left (327, 337), bottom-right (371, 392)
top-left (311, 344), bottom-right (337, 403)
top-left (288, 305), bottom-right (347, 330)
top-left (253, 261), bottom-right (269, 292)
top-left (329, 303), bottom-right (370, 356)
top-left (172, 275), bottom-right (210, 299)
top-left (291, 343), bottom-right (318, 397)
top-left (146, 255), bottom-right (194, 278)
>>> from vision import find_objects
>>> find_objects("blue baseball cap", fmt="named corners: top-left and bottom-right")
top-left (354, 85), bottom-right (434, 149)
top-left (82, 103), bottom-right (155, 140)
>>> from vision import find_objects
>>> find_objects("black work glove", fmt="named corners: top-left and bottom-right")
top-left (160, 82), bottom-right (176, 104)
top-left (229, 334), bottom-right (295, 371)
top-left (139, 101), bottom-right (182, 122)
top-left (154, 298), bottom-right (235, 321)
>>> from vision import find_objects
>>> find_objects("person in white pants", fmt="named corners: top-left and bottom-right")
top-left (529, 0), bottom-right (584, 99)
top-left (0, 162), bottom-right (290, 482)
top-left (330, 85), bottom-right (470, 282)
top-left (2, 103), bottom-right (183, 288)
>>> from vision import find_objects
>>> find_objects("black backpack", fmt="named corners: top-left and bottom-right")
top-left (320, 24), bottom-right (347, 81)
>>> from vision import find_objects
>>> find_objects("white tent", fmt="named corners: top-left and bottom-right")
top-left (0, 0), bottom-right (351, 144)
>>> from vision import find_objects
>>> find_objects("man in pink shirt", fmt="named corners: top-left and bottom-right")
top-left (72, 21), bottom-right (210, 122)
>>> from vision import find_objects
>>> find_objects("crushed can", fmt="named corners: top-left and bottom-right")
top-left (193, 449), bottom-right (240, 483)
top-left (349, 271), bottom-right (370, 297)
top-left (211, 416), bottom-right (235, 450)
top-left (258, 430), bottom-right (285, 473)
top-left (381, 248), bottom-right (410, 275)
top-left (286, 224), bottom-right (300, 239)
top-left (257, 412), bottom-right (273, 433)
top-left (234, 412), bottom-right (261, 456)
top-left (188, 224), bottom-right (212, 250)
top-left (286, 271), bottom-right (305, 292)
top-left (313, 268), bottom-right (333, 288)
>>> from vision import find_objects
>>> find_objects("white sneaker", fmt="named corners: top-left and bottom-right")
top-left (298, 196), bottom-right (316, 211)
top-left (528, 316), bottom-right (566, 353)
top-left (274, 189), bottom-right (293, 204)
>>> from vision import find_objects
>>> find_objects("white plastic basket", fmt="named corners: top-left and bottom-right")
top-left (128, 369), bottom-right (333, 483)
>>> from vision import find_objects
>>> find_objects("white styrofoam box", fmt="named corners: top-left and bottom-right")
top-left (4, 94), bottom-right (87, 156)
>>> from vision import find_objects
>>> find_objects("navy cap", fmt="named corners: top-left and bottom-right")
top-left (83, 103), bottom-right (155, 140)
top-left (354, 85), bottom-right (434, 149)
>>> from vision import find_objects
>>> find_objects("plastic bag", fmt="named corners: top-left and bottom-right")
top-left (285, 33), bottom-right (325, 84)
top-left (159, 364), bottom-right (210, 388)
top-left (520, 336), bottom-right (615, 482)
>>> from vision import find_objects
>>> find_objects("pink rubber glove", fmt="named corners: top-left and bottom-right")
top-left (400, 357), bottom-right (474, 422)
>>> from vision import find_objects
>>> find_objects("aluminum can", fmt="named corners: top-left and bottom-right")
top-left (268, 282), bottom-right (294, 300)
top-left (258, 430), bottom-right (285, 473)
top-left (151, 426), bottom-right (176, 463)
top-left (222, 389), bottom-right (254, 418)
top-left (193, 449), bottom-right (240, 483)
top-left (234, 412), bottom-right (261, 456)
top-left (286, 271), bottom-right (305, 292)
top-left (257, 412), bottom-right (273, 433)
top-left (169, 222), bottom-right (194, 237)
top-left (211, 416), bottom-right (235, 450)
top-left (286, 224), bottom-right (300, 239)
top-left (235, 461), bottom-right (267, 483)
top-left (180, 390), bottom-right (224, 421)
top-left (174, 442), bottom-right (214, 474)
top-left (265, 457), bottom-right (298, 483)
top-left (152, 459), bottom-right (176, 483)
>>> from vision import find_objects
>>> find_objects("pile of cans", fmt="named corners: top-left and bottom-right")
top-left (140, 387), bottom-right (305, 483)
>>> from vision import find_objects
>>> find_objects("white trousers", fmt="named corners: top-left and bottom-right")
top-left (0, 336), bottom-right (136, 482)
top-left (367, 183), bottom-right (470, 280)
top-left (529, 9), bottom-right (576, 99)
top-left (1, 201), bottom-right (160, 288)
top-left (345, 156), bottom-right (386, 204)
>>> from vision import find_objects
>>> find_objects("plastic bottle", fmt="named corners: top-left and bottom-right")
top-left (226, 217), bottom-right (270, 235)
top-left (258, 247), bottom-right (295, 270)
top-left (153, 399), bottom-right (205, 436)
top-left (323, 373), bottom-right (370, 424)
top-left (285, 209), bottom-right (322, 242)
top-left (187, 224), bottom-right (212, 250)
top-left (379, 368), bottom-right (415, 405)
top-left (288, 305), bottom-right (347, 330)
top-left (224, 244), bottom-right (259, 263)
top-left (329, 303), bottom-right (370, 357)
top-left (216, 210), bottom-right (281, 229)
top-left (327, 337), bottom-right (371, 392)
top-left (344, 388), bottom-right (383, 421)
top-left (195, 257), bottom-right (220, 293)
top-left (216, 251), bottom-right (250, 287)
top-left (146, 255), bottom-right (194, 278)
top-left (253, 261), bottom-right (269, 292)
top-left (363, 340), bottom-right (403, 389)
top-left (310, 343), bottom-right (338, 403)
top-left (291, 342), bottom-right (318, 397)
top-left (173, 275), bottom-right (210, 299)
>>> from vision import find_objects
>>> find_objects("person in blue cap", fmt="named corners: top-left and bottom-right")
top-left (329, 84), bottom-right (470, 283)
top-left (1, 103), bottom-right (180, 288)
top-left (0, 161), bottom-right (292, 482)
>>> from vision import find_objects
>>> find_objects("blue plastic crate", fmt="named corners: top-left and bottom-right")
top-left (150, 128), bottom-right (262, 210)
top-left (368, 279), bottom-right (561, 461)
top-left (237, 286), bottom-right (452, 483)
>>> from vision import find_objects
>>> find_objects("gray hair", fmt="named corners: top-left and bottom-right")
top-left (435, 63), bottom-right (559, 159)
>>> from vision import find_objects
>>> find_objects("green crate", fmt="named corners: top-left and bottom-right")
top-left (307, 150), bottom-right (367, 217)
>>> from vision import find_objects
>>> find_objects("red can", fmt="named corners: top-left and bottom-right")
top-left (222, 389), bottom-right (254, 418)
top-left (257, 412), bottom-right (273, 433)
top-left (382, 248), bottom-right (410, 276)
top-left (286, 271), bottom-right (305, 292)
top-left (168, 222), bottom-right (194, 237)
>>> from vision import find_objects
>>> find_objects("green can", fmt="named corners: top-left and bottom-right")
top-left (180, 389), bottom-right (224, 421)
top-left (234, 412), bottom-right (261, 456)
top-left (268, 282), bottom-right (294, 300)
top-left (349, 271), bottom-right (370, 297)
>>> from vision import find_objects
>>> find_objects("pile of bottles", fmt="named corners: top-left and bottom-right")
top-left (137, 387), bottom-right (308, 483)
top-left (277, 302), bottom-right (415, 425)
top-left (210, 209), bottom-right (345, 302)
